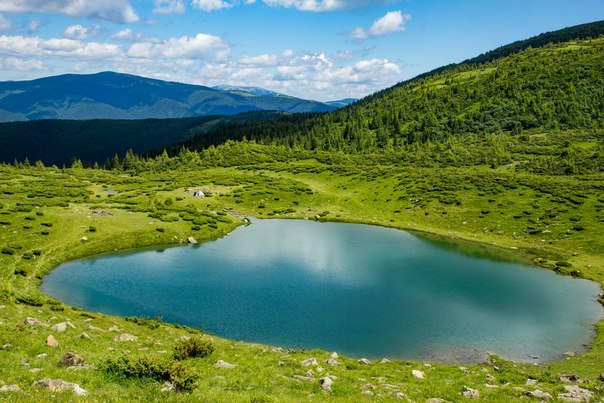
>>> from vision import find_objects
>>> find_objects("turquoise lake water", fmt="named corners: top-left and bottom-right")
top-left (42, 219), bottom-right (602, 363)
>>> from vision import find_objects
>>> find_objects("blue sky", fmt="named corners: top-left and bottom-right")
top-left (0, 0), bottom-right (602, 101)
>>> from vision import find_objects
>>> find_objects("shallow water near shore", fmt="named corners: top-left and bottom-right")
top-left (42, 219), bottom-right (602, 363)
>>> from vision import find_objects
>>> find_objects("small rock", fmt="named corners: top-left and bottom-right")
top-left (67, 364), bottom-right (93, 371)
top-left (526, 378), bottom-right (538, 386)
top-left (526, 390), bottom-right (553, 401)
top-left (412, 370), bottom-right (425, 379)
top-left (1, 343), bottom-right (11, 349)
top-left (319, 377), bottom-right (333, 392)
top-left (361, 390), bottom-right (374, 396)
top-left (306, 370), bottom-right (315, 377)
top-left (379, 358), bottom-right (391, 364)
top-left (330, 352), bottom-right (338, 359)
top-left (114, 333), bottom-right (137, 342)
top-left (484, 384), bottom-right (499, 388)
top-left (558, 374), bottom-right (581, 383)
top-left (160, 381), bottom-right (175, 392)
top-left (81, 236), bottom-right (88, 242)
top-left (214, 360), bottom-right (236, 369)
top-left (25, 317), bottom-right (49, 327)
top-left (87, 324), bottom-right (105, 332)
top-left (362, 383), bottom-right (376, 390)
top-left (558, 385), bottom-right (593, 402)
top-left (51, 322), bottom-right (75, 332)
top-left (394, 392), bottom-right (408, 399)
top-left (60, 352), bottom-right (84, 366)
top-left (108, 326), bottom-right (120, 332)
top-left (175, 335), bottom-right (190, 342)
top-left (20, 359), bottom-right (30, 367)
top-left (599, 373), bottom-right (604, 381)
top-left (358, 358), bottom-right (371, 365)
top-left (301, 357), bottom-right (318, 367)
top-left (46, 335), bottom-right (59, 347)
top-left (292, 375), bottom-right (314, 382)
top-left (564, 351), bottom-right (576, 358)
top-left (486, 374), bottom-right (496, 382)
top-left (316, 366), bottom-right (325, 372)
top-left (462, 386), bottom-right (479, 399)
top-left (277, 361), bottom-right (285, 367)
top-left (76, 332), bottom-right (91, 340)
top-left (188, 237), bottom-right (198, 244)
top-left (0, 384), bottom-right (21, 393)
top-left (36, 353), bottom-right (47, 358)
top-left (29, 368), bottom-right (42, 373)
top-left (326, 358), bottom-right (341, 366)
top-left (33, 379), bottom-right (87, 396)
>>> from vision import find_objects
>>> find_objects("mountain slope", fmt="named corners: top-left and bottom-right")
top-left (0, 72), bottom-right (335, 122)
top-left (175, 21), bottom-right (604, 153)
top-left (0, 111), bottom-right (286, 166)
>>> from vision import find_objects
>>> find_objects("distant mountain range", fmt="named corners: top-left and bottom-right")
top-left (0, 72), bottom-right (337, 122)
top-left (325, 98), bottom-right (358, 108)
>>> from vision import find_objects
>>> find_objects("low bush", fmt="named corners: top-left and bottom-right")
top-left (173, 337), bottom-right (214, 360)
top-left (101, 355), bottom-right (198, 392)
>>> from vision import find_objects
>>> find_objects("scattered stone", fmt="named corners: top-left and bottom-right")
top-left (67, 364), bottom-right (94, 371)
top-left (214, 360), bottom-right (236, 369)
top-left (0, 384), bottom-right (21, 392)
top-left (361, 390), bottom-right (374, 396)
top-left (564, 351), bottom-right (576, 358)
top-left (557, 385), bottom-right (593, 402)
top-left (301, 358), bottom-right (318, 367)
top-left (319, 377), bottom-right (333, 392)
top-left (558, 374), bottom-right (581, 383)
top-left (187, 237), bottom-right (198, 244)
top-left (484, 384), bottom-right (499, 388)
top-left (486, 374), bottom-right (496, 382)
top-left (462, 386), bottom-right (480, 399)
top-left (382, 384), bottom-right (401, 389)
top-left (459, 366), bottom-right (469, 373)
top-left (33, 379), bottom-right (87, 396)
top-left (306, 370), bottom-right (315, 377)
top-left (160, 381), bottom-right (175, 392)
top-left (29, 368), bottom-right (42, 373)
top-left (326, 358), bottom-right (341, 366)
top-left (25, 317), bottom-right (49, 327)
top-left (1, 343), bottom-right (11, 349)
top-left (60, 352), bottom-right (84, 367)
top-left (277, 361), bottom-right (285, 367)
top-left (330, 352), bottom-right (338, 359)
top-left (108, 326), bottom-right (120, 332)
top-left (81, 236), bottom-right (88, 242)
top-left (36, 353), bottom-right (47, 358)
top-left (87, 324), bottom-right (106, 332)
top-left (175, 335), bottom-right (190, 342)
top-left (46, 335), bottom-right (59, 347)
top-left (379, 358), bottom-right (391, 364)
top-left (525, 378), bottom-right (538, 386)
top-left (76, 332), bottom-right (91, 340)
top-left (358, 358), bottom-right (371, 365)
top-left (20, 359), bottom-right (30, 367)
top-left (599, 373), bottom-right (604, 382)
top-left (51, 322), bottom-right (75, 332)
top-left (394, 392), bottom-right (407, 399)
top-left (114, 333), bottom-right (137, 342)
top-left (412, 370), bottom-right (425, 379)
top-left (362, 383), bottom-right (376, 390)
top-left (293, 375), bottom-right (314, 382)
top-left (526, 390), bottom-right (553, 401)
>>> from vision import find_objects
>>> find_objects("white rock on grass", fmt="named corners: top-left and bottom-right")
top-left (33, 379), bottom-right (87, 396)
top-left (330, 352), bottom-right (338, 359)
top-left (0, 385), bottom-right (21, 393)
top-left (108, 326), bottom-right (120, 332)
top-left (558, 385), bottom-right (593, 402)
top-left (113, 333), bottom-right (137, 342)
top-left (526, 390), bottom-right (553, 401)
top-left (214, 360), bottom-right (236, 369)
top-left (24, 317), bottom-right (49, 327)
top-left (358, 358), bottom-right (371, 365)
top-left (51, 322), bottom-right (75, 332)
top-left (46, 335), bottom-right (59, 347)
top-left (301, 357), bottom-right (318, 367)
top-left (326, 358), bottom-right (341, 366)
top-left (462, 386), bottom-right (480, 399)
top-left (319, 377), bottom-right (333, 392)
top-left (412, 370), bottom-right (425, 379)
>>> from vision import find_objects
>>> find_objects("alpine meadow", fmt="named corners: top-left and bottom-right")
top-left (0, 11), bottom-right (603, 403)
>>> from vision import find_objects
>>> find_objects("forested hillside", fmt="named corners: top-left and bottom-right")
top-left (177, 22), bottom-right (603, 153)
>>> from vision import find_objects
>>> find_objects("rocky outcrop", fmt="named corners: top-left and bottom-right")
top-left (60, 352), bottom-right (84, 367)
top-left (114, 333), bottom-right (137, 342)
top-left (214, 360), bottom-right (236, 369)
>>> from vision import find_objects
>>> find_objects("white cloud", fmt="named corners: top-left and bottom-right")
top-left (153, 0), bottom-right (185, 14)
top-left (64, 24), bottom-right (102, 40)
top-left (28, 19), bottom-right (42, 34)
top-left (191, 0), bottom-right (235, 12)
top-left (0, 35), bottom-right (123, 59)
top-left (0, 13), bottom-right (10, 31)
top-left (352, 10), bottom-right (410, 39)
top-left (0, 56), bottom-right (43, 71)
top-left (128, 33), bottom-right (229, 59)
top-left (0, 0), bottom-right (139, 23)
top-left (261, 0), bottom-right (343, 11)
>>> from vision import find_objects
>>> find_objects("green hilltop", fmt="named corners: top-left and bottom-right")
top-left (0, 22), bottom-right (603, 401)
